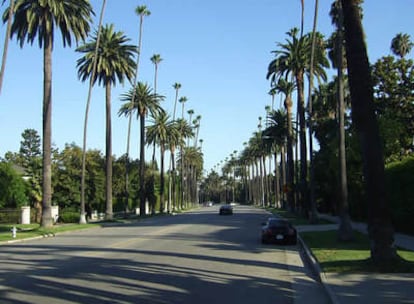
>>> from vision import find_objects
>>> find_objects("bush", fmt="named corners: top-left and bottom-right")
top-left (59, 211), bottom-right (80, 223)
top-left (0, 163), bottom-right (28, 208)
top-left (385, 156), bottom-right (414, 234)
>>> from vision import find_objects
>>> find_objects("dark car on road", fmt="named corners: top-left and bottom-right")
top-left (219, 204), bottom-right (233, 215)
top-left (261, 218), bottom-right (297, 245)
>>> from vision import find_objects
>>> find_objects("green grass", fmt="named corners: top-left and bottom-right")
top-left (0, 223), bottom-right (101, 242)
top-left (267, 207), bottom-right (333, 225)
top-left (301, 230), bottom-right (414, 273)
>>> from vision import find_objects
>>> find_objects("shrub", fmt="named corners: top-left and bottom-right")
top-left (385, 156), bottom-right (414, 234)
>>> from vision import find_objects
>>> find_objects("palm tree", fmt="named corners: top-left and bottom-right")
top-left (268, 28), bottom-right (329, 213)
top-left (146, 110), bottom-right (177, 213)
top-left (307, 0), bottom-right (320, 223)
top-left (150, 53), bottom-right (162, 93)
top-left (149, 53), bottom-right (162, 165)
top-left (119, 82), bottom-right (164, 216)
top-left (264, 109), bottom-right (288, 208)
top-left (329, 0), bottom-right (354, 240)
top-left (194, 115), bottom-right (202, 147)
top-left (271, 78), bottom-right (296, 211)
top-left (6, 0), bottom-right (93, 228)
top-left (0, 0), bottom-right (15, 95)
top-left (172, 82), bottom-right (181, 120)
top-left (391, 33), bottom-right (413, 59)
top-left (79, 0), bottom-right (107, 224)
top-left (77, 24), bottom-right (137, 220)
top-left (340, 0), bottom-right (397, 263)
top-left (124, 5), bottom-right (151, 214)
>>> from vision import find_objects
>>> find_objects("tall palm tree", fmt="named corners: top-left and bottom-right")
top-left (77, 24), bottom-right (137, 220)
top-left (149, 53), bottom-right (162, 165)
top-left (264, 109), bottom-right (288, 208)
top-left (194, 115), bottom-right (202, 147)
top-left (79, 0), bottom-right (107, 224)
top-left (391, 32), bottom-right (413, 59)
top-left (329, 0), bottom-right (354, 240)
top-left (272, 78), bottom-right (296, 210)
top-left (341, 0), bottom-right (397, 263)
top-left (172, 82), bottom-right (181, 120)
top-left (150, 53), bottom-right (162, 93)
top-left (119, 82), bottom-right (164, 216)
top-left (0, 0), bottom-right (15, 95)
top-left (7, 0), bottom-right (93, 228)
top-left (124, 5), bottom-right (151, 214)
top-left (268, 28), bottom-right (329, 213)
top-left (146, 110), bottom-right (177, 213)
top-left (307, 0), bottom-right (320, 223)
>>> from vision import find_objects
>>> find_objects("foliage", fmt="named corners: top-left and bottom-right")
top-left (372, 56), bottom-right (414, 161)
top-left (0, 162), bottom-right (28, 208)
top-left (385, 156), bottom-right (414, 234)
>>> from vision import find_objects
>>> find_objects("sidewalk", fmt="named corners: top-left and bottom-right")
top-left (298, 214), bottom-right (414, 304)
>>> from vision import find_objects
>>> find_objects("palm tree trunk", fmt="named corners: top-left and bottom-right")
top-left (307, 0), bottom-right (319, 223)
top-left (80, 0), bottom-right (107, 224)
top-left (139, 111), bottom-right (146, 216)
top-left (274, 151), bottom-right (280, 208)
top-left (336, 1), bottom-right (353, 241)
top-left (280, 144), bottom-right (287, 208)
top-left (105, 83), bottom-right (113, 220)
top-left (286, 98), bottom-right (295, 212)
top-left (0, 0), bottom-right (15, 95)
top-left (341, 0), bottom-right (397, 263)
top-left (297, 73), bottom-right (308, 216)
top-left (159, 145), bottom-right (165, 213)
top-left (41, 35), bottom-right (53, 228)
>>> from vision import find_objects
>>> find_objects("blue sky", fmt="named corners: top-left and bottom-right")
top-left (0, 1), bottom-right (413, 173)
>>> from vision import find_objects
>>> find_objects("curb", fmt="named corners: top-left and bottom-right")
top-left (2, 233), bottom-right (55, 245)
top-left (298, 235), bottom-right (340, 304)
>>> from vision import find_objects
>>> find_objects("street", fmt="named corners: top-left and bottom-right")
top-left (0, 205), bottom-right (330, 304)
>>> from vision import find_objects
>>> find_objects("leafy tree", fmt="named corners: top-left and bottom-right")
top-left (372, 55), bottom-right (414, 161)
top-left (4, 0), bottom-right (93, 228)
top-left (52, 143), bottom-right (82, 209)
top-left (19, 128), bottom-right (42, 220)
top-left (77, 24), bottom-right (137, 220)
top-left (0, 162), bottom-right (28, 208)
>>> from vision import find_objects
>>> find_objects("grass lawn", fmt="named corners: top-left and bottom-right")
top-left (301, 230), bottom-right (414, 273)
top-left (267, 207), bottom-right (333, 226)
top-left (0, 223), bottom-right (101, 243)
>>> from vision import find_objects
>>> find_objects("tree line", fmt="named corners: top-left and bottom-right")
top-left (0, 2), bottom-right (203, 224)
top-left (202, 0), bottom-right (413, 265)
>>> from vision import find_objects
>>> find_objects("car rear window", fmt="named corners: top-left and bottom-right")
top-left (268, 220), bottom-right (289, 228)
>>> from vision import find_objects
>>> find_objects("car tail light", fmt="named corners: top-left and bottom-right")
top-left (287, 228), bottom-right (295, 235)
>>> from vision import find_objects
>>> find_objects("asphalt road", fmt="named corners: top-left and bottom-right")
top-left (0, 205), bottom-right (330, 304)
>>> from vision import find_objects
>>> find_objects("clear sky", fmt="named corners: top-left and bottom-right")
top-left (0, 1), bottom-right (413, 174)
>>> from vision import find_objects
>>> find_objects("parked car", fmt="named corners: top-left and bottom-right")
top-left (219, 204), bottom-right (233, 215)
top-left (261, 218), bottom-right (297, 245)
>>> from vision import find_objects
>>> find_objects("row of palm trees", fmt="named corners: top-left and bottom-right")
top-left (1, 1), bottom-right (204, 226)
top-left (216, 0), bottom-right (399, 264)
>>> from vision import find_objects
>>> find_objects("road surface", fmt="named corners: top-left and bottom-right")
top-left (0, 205), bottom-right (330, 304)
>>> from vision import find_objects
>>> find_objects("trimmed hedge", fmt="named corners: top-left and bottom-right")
top-left (385, 156), bottom-right (414, 235)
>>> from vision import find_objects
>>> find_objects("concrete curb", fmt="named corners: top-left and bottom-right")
top-left (298, 235), bottom-right (340, 304)
top-left (2, 233), bottom-right (55, 245)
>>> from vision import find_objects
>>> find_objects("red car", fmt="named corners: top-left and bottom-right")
top-left (261, 218), bottom-right (297, 245)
